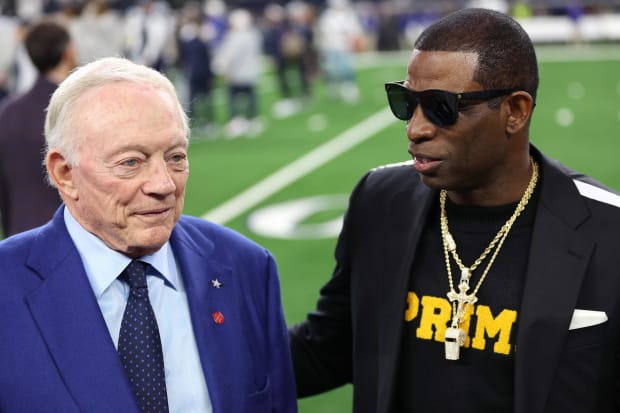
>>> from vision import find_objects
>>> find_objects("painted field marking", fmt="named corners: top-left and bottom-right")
top-left (201, 45), bottom-right (620, 225)
top-left (201, 107), bottom-right (396, 224)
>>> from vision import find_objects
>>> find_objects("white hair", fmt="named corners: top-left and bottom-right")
top-left (44, 57), bottom-right (189, 184)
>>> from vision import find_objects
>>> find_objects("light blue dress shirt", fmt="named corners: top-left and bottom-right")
top-left (64, 208), bottom-right (212, 412)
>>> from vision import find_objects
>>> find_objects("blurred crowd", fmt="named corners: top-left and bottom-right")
top-left (0, 0), bottom-right (376, 139)
top-left (0, 0), bottom-right (618, 138)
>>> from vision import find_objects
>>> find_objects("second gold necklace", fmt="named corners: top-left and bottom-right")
top-left (441, 158), bottom-right (539, 360)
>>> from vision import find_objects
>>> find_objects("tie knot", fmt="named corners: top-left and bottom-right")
top-left (119, 260), bottom-right (148, 292)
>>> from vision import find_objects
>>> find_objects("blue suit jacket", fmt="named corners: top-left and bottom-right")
top-left (0, 207), bottom-right (297, 412)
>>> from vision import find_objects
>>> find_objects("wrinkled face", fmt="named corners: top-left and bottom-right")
top-left (68, 81), bottom-right (188, 257)
top-left (405, 50), bottom-right (513, 197)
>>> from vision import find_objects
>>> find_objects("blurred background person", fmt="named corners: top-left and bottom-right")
top-left (124, 0), bottom-right (174, 72)
top-left (12, 19), bottom-right (38, 94)
top-left (177, 0), bottom-right (216, 136)
top-left (67, 0), bottom-right (125, 65)
top-left (0, 14), bottom-right (19, 103)
top-left (0, 18), bottom-right (76, 237)
top-left (263, 2), bottom-right (313, 119)
top-left (375, 0), bottom-right (401, 51)
top-left (201, 0), bottom-right (228, 52)
top-left (212, 8), bottom-right (263, 139)
top-left (316, 0), bottom-right (365, 104)
top-left (13, 0), bottom-right (45, 22)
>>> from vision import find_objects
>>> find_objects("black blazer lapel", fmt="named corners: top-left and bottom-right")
top-left (377, 183), bottom-right (435, 412)
top-left (514, 156), bottom-right (594, 413)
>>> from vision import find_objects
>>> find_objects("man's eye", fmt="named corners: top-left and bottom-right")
top-left (121, 158), bottom-right (140, 167)
top-left (168, 154), bottom-right (189, 171)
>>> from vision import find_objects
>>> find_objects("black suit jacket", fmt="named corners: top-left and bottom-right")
top-left (0, 76), bottom-right (61, 237)
top-left (290, 146), bottom-right (620, 413)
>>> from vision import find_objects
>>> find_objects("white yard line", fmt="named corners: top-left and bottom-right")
top-left (200, 44), bottom-right (619, 225)
top-left (201, 107), bottom-right (396, 224)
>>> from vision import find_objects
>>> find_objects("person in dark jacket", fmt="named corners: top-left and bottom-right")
top-left (290, 8), bottom-right (620, 413)
top-left (0, 18), bottom-right (77, 237)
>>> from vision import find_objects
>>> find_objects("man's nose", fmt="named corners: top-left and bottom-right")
top-left (143, 159), bottom-right (176, 195)
top-left (406, 105), bottom-right (436, 144)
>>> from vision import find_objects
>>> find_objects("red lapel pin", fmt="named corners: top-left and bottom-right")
top-left (212, 311), bottom-right (225, 325)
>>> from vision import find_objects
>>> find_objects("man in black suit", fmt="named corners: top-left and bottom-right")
top-left (290, 8), bottom-right (620, 412)
top-left (0, 19), bottom-right (77, 237)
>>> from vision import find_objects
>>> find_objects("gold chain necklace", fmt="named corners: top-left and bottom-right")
top-left (441, 157), bottom-right (539, 360)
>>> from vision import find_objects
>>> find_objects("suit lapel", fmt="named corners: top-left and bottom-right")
top-left (27, 212), bottom-right (247, 412)
top-left (25, 210), bottom-right (138, 412)
top-left (514, 155), bottom-right (594, 413)
top-left (170, 224), bottom-right (242, 413)
top-left (377, 182), bottom-right (435, 412)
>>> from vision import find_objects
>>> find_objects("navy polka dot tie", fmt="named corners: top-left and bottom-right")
top-left (118, 260), bottom-right (169, 412)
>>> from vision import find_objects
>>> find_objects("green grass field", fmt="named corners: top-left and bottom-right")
top-left (2, 43), bottom-right (619, 412)
top-left (184, 43), bottom-right (620, 413)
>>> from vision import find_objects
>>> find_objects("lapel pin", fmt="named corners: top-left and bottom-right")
top-left (211, 279), bottom-right (223, 288)
top-left (212, 311), bottom-right (225, 325)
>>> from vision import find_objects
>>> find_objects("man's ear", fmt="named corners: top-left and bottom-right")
top-left (505, 91), bottom-right (535, 135)
top-left (46, 150), bottom-right (78, 200)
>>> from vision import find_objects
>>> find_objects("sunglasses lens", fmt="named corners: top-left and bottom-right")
top-left (386, 84), bottom-right (459, 126)
top-left (420, 92), bottom-right (458, 126)
top-left (386, 84), bottom-right (415, 121)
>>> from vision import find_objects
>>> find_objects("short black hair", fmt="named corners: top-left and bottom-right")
top-left (414, 8), bottom-right (539, 101)
top-left (24, 20), bottom-right (71, 74)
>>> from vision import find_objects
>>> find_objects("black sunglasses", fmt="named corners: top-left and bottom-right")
top-left (384, 81), bottom-right (517, 126)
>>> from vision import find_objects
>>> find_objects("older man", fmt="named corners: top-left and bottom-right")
top-left (0, 57), bottom-right (297, 413)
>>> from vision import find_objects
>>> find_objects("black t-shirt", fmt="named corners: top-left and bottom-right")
top-left (394, 190), bottom-right (537, 412)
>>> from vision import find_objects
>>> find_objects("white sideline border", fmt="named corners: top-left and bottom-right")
top-left (201, 108), bottom-right (395, 224)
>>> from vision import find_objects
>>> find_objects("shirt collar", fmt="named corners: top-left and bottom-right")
top-left (63, 207), bottom-right (180, 298)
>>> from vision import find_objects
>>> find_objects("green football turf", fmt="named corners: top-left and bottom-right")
top-left (2, 43), bottom-right (619, 412)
